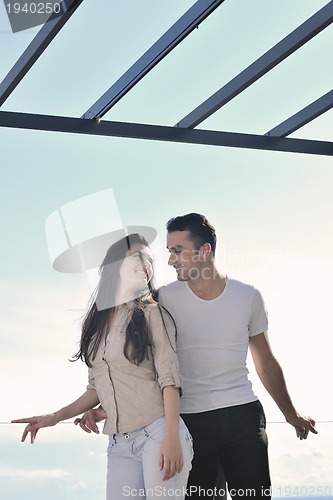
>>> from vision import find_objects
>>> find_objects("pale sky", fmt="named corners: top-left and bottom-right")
top-left (1, 1), bottom-right (333, 498)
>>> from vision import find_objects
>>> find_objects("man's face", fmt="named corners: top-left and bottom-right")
top-left (167, 230), bottom-right (202, 281)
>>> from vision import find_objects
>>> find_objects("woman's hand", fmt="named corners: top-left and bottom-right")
top-left (160, 434), bottom-right (183, 481)
top-left (11, 414), bottom-right (58, 444)
top-left (159, 385), bottom-right (183, 480)
top-left (11, 390), bottom-right (100, 444)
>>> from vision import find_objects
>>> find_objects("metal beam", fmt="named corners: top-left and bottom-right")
top-left (0, 0), bottom-right (84, 106)
top-left (266, 89), bottom-right (333, 137)
top-left (81, 0), bottom-right (225, 120)
top-left (176, 0), bottom-right (333, 129)
top-left (1, 111), bottom-right (332, 156)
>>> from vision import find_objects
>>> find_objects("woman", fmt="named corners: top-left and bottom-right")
top-left (12, 233), bottom-right (193, 499)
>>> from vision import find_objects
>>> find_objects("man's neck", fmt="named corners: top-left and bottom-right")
top-left (187, 270), bottom-right (227, 300)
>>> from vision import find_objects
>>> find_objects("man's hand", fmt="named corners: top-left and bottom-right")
top-left (286, 413), bottom-right (318, 440)
top-left (74, 407), bottom-right (107, 434)
top-left (11, 414), bottom-right (58, 444)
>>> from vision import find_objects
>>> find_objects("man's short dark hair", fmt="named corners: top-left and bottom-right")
top-left (166, 213), bottom-right (217, 256)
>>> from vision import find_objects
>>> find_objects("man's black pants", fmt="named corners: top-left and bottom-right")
top-left (181, 401), bottom-right (271, 499)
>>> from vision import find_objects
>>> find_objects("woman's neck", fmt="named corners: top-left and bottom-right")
top-left (115, 287), bottom-right (147, 307)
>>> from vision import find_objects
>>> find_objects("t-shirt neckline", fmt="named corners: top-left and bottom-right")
top-left (184, 275), bottom-right (229, 302)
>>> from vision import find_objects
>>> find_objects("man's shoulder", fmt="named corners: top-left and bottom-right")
top-left (159, 280), bottom-right (184, 293)
top-left (158, 280), bottom-right (186, 300)
top-left (228, 277), bottom-right (254, 289)
top-left (227, 277), bottom-right (260, 295)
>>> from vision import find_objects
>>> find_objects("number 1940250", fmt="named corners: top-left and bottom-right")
top-left (276, 485), bottom-right (332, 497)
top-left (5, 2), bottom-right (63, 15)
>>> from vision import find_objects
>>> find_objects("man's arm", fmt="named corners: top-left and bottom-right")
top-left (249, 332), bottom-right (317, 440)
top-left (74, 406), bottom-right (107, 433)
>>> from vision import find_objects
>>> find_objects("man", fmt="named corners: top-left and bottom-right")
top-left (76, 213), bottom-right (317, 499)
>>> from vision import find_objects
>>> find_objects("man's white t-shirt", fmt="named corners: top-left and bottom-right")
top-left (158, 277), bottom-right (268, 414)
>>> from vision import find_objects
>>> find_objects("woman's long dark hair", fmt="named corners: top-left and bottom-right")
top-left (72, 233), bottom-right (157, 367)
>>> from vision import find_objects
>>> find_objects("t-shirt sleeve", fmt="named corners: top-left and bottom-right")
top-left (249, 287), bottom-right (269, 336)
top-left (147, 305), bottom-right (182, 394)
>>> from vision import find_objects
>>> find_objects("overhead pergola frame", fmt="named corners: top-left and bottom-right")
top-left (0, 0), bottom-right (332, 156)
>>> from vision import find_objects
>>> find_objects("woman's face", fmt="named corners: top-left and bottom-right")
top-left (119, 244), bottom-right (153, 292)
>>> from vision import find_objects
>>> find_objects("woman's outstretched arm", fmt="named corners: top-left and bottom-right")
top-left (12, 389), bottom-right (99, 444)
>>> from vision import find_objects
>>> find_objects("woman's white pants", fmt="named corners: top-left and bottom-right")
top-left (106, 417), bottom-right (193, 499)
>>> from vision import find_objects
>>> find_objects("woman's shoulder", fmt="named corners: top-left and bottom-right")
top-left (143, 301), bottom-right (163, 319)
top-left (144, 302), bottom-right (175, 328)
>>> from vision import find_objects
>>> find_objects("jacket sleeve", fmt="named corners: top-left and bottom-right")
top-left (147, 305), bottom-right (182, 394)
top-left (86, 367), bottom-right (96, 391)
